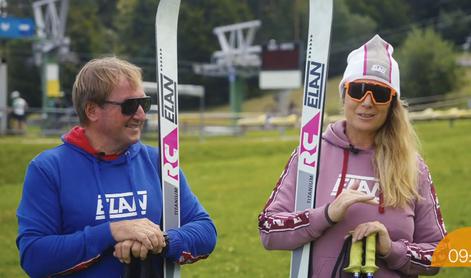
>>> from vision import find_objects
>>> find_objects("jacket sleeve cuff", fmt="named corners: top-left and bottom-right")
top-left (380, 240), bottom-right (408, 269)
top-left (165, 230), bottom-right (183, 262)
top-left (306, 204), bottom-right (335, 237)
top-left (324, 203), bottom-right (337, 226)
top-left (84, 222), bottom-right (116, 255)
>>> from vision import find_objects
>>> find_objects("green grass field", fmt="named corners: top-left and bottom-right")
top-left (1, 120), bottom-right (470, 277)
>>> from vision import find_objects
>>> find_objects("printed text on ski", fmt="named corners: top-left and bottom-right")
top-left (304, 61), bottom-right (325, 109)
top-left (160, 73), bottom-right (177, 124)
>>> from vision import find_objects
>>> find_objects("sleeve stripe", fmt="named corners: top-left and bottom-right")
top-left (260, 148), bottom-right (297, 213)
top-left (429, 183), bottom-right (447, 237)
top-left (259, 211), bottom-right (310, 233)
top-left (177, 251), bottom-right (209, 265)
top-left (49, 254), bottom-right (101, 277)
top-left (259, 148), bottom-right (313, 233)
top-left (404, 241), bottom-right (435, 267)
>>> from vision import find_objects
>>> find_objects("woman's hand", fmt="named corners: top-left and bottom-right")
top-left (351, 221), bottom-right (392, 256)
top-left (327, 180), bottom-right (378, 222)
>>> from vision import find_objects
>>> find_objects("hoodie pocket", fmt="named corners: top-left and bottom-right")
top-left (312, 257), bottom-right (337, 278)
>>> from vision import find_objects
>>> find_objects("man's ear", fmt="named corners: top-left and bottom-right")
top-left (85, 102), bottom-right (100, 122)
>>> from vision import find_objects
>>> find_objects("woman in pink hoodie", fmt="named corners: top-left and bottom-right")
top-left (258, 35), bottom-right (446, 278)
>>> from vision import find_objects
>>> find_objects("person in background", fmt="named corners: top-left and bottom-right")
top-left (17, 57), bottom-right (217, 277)
top-left (258, 35), bottom-right (446, 277)
top-left (10, 90), bottom-right (28, 133)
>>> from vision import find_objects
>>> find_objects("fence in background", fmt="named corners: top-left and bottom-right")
top-left (3, 94), bottom-right (471, 137)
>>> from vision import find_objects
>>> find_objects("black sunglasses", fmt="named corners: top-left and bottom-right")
top-left (345, 81), bottom-right (397, 105)
top-left (103, 96), bottom-right (151, 115)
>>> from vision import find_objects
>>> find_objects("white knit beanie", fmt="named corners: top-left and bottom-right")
top-left (339, 34), bottom-right (400, 97)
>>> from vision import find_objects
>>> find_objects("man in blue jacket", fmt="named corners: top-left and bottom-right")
top-left (16, 57), bottom-right (217, 277)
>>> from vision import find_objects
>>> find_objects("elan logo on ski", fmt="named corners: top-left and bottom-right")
top-left (160, 73), bottom-right (178, 124)
top-left (163, 128), bottom-right (179, 182)
top-left (304, 61), bottom-right (325, 109)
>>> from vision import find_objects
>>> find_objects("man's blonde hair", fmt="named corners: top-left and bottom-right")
top-left (72, 57), bottom-right (143, 124)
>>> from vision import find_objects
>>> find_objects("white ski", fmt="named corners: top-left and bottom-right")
top-left (290, 0), bottom-right (333, 277)
top-left (156, 0), bottom-right (181, 277)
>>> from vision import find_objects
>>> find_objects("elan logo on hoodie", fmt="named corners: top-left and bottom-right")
top-left (95, 191), bottom-right (148, 220)
top-left (331, 174), bottom-right (380, 201)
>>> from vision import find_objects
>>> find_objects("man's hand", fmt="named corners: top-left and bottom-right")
top-left (114, 240), bottom-right (149, 264)
top-left (110, 219), bottom-right (166, 251)
top-left (113, 237), bottom-right (167, 264)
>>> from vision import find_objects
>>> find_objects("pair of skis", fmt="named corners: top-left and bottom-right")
top-left (291, 0), bottom-right (333, 278)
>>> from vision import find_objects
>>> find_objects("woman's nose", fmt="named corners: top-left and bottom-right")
top-left (361, 92), bottom-right (374, 106)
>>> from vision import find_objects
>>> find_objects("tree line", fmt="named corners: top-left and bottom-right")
top-left (2, 0), bottom-right (470, 109)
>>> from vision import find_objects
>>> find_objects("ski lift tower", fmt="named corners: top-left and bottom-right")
top-left (32, 0), bottom-right (70, 111)
top-left (194, 20), bottom-right (261, 117)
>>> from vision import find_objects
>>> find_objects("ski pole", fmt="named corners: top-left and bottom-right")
top-left (343, 238), bottom-right (363, 277)
top-left (361, 233), bottom-right (379, 278)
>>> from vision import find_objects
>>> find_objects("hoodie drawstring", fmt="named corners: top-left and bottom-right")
top-left (378, 192), bottom-right (385, 214)
top-left (125, 152), bottom-right (143, 218)
top-left (93, 160), bottom-right (110, 221)
top-left (335, 147), bottom-right (384, 214)
top-left (92, 153), bottom-right (144, 221)
top-left (335, 148), bottom-right (350, 198)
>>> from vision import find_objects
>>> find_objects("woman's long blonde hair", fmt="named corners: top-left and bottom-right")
top-left (374, 98), bottom-right (421, 207)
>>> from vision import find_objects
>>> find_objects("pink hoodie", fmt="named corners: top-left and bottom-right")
top-left (258, 120), bottom-right (446, 278)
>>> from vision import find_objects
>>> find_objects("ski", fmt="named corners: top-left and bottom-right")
top-left (290, 0), bottom-right (333, 277)
top-left (156, 0), bottom-right (181, 278)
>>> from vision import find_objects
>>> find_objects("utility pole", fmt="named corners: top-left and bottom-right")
top-left (0, 0), bottom-right (8, 135)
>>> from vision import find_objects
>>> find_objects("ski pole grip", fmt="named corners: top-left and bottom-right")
top-left (343, 238), bottom-right (362, 276)
top-left (361, 233), bottom-right (379, 277)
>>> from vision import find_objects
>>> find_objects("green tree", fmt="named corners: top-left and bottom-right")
top-left (113, 0), bottom-right (256, 108)
top-left (436, 9), bottom-right (471, 45)
top-left (248, 0), bottom-right (307, 43)
top-left (329, 0), bottom-right (377, 75)
top-left (396, 27), bottom-right (462, 98)
top-left (345, 0), bottom-right (412, 46)
top-left (67, 0), bottom-right (117, 54)
top-left (61, 0), bottom-right (118, 102)
top-left (248, 0), bottom-right (377, 76)
top-left (179, 0), bottom-right (253, 62)
top-left (114, 0), bottom-right (157, 82)
top-left (5, 40), bottom-right (41, 107)
top-left (177, 0), bottom-right (254, 107)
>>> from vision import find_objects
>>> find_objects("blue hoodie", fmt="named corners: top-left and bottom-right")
top-left (16, 127), bottom-right (217, 277)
